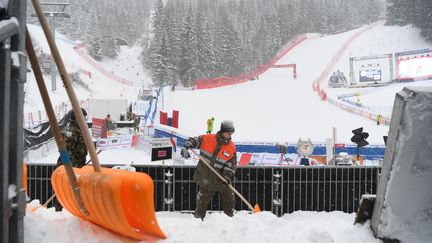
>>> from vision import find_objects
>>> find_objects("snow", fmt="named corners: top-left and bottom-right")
top-left (162, 23), bottom-right (430, 145)
top-left (25, 24), bottom-right (151, 115)
top-left (9, 184), bottom-right (17, 199)
top-left (26, 202), bottom-right (381, 243)
top-left (0, 0), bottom-right (7, 8)
top-left (0, 16), bottom-right (18, 32)
top-left (23, 21), bottom-right (432, 242)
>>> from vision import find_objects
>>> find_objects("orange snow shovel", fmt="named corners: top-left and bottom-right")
top-left (31, 150), bottom-right (101, 213)
top-left (190, 150), bottom-right (261, 213)
top-left (51, 166), bottom-right (166, 240)
top-left (30, 0), bottom-right (166, 240)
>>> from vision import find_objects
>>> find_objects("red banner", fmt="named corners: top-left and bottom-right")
top-left (160, 111), bottom-right (168, 125)
top-left (172, 110), bottom-right (179, 128)
top-left (131, 135), bottom-right (140, 148)
top-left (92, 117), bottom-right (107, 138)
top-left (238, 153), bottom-right (252, 166)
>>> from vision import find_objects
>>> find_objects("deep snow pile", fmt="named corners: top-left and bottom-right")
top-left (25, 201), bottom-right (381, 243)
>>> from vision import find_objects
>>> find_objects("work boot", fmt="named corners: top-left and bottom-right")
top-left (194, 211), bottom-right (205, 221)
top-left (223, 208), bottom-right (234, 217)
top-left (221, 188), bottom-right (235, 217)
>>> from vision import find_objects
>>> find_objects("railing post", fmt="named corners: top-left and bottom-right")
top-left (163, 169), bottom-right (173, 211)
top-left (272, 169), bottom-right (282, 216)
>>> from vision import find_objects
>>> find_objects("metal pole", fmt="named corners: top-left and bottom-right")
top-left (357, 145), bottom-right (360, 164)
top-left (0, 48), bottom-right (12, 243)
top-left (333, 127), bottom-right (337, 163)
top-left (164, 170), bottom-right (173, 211)
top-left (349, 57), bottom-right (354, 85)
top-left (8, 0), bottom-right (28, 241)
top-left (30, 3), bottom-right (70, 92)
top-left (161, 87), bottom-right (164, 111)
top-left (50, 16), bottom-right (56, 91)
top-left (272, 170), bottom-right (282, 216)
top-left (389, 53), bottom-right (394, 82)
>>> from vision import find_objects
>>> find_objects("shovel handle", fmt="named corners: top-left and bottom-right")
top-left (25, 29), bottom-right (88, 216)
top-left (31, 0), bottom-right (101, 172)
top-left (190, 149), bottom-right (258, 212)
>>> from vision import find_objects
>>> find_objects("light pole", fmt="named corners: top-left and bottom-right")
top-left (31, 2), bottom-right (70, 92)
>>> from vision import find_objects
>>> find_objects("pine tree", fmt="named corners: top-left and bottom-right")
top-left (195, 13), bottom-right (217, 79)
top-left (147, 0), bottom-right (169, 86)
top-left (142, 0), bottom-right (387, 87)
top-left (164, 2), bottom-right (183, 87)
top-left (179, 10), bottom-right (199, 86)
top-left (386, 0), bottom-right (432, 41)
top-left (413, 0), bottom-right (432, 41)
top-left (386, 0), bottom-right (409, 25)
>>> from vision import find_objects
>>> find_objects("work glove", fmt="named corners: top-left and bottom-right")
top-left (180, 148), bottom-right (190, 159)
top-left (222, 174), bottom-right (232, 186)
top-left (184, 140), bottom-right (194, 149)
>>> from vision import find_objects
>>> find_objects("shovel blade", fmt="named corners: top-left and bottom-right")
top-left (253, 204), bottom-right (261, 213)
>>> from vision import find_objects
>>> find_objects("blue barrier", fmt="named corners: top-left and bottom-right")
top-left (143, 98), bottom-right (153, 125)
top-left (154, 127), bottom-right (385, 160)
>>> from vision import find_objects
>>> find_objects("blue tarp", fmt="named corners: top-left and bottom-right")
top-left (150, 87), bottom-right (162, 124)
top-left (143, 97), bottom-right (153, 125)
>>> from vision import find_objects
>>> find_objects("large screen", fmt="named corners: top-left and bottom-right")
top-left (398, 56), bottom-right (432, 80)
top-left (359, 69), bottom-right (382, 82)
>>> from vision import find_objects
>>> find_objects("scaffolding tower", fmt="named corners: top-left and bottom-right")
top-left (0, 1), bottom-right (27, 242)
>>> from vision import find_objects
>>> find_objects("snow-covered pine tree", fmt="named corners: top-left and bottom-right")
top-left (179, 10), bottom-right (199, 86)
top-left (195, 12), bottom-right (217, 79)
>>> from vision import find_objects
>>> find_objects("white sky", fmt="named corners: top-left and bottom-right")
top-left (23, 21), bottom-right (432, 242)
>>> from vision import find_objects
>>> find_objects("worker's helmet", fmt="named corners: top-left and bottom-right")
top-left (68, 108), bottom-right (87, 121)
top-left (220, 120), bottom-right (235, 133)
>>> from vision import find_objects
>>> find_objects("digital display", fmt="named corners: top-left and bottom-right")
top-left (398, 56), bottom-right (432, 80)
top-left (359, 69), bottom-right (381, 82)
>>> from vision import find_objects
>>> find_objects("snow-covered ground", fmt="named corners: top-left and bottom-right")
top-left (25, 203), bottom-right (381, 243)
top-left (162, 23), bottom-right (432, 144)
top-left (25, 22), bottom-right (432, 145)
top-left (25, 24), bottom-right (152, 115)
top-left (23, 21), bottom-right (432, 242)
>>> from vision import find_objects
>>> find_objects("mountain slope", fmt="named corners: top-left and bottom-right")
top-left (163, 22), bottom-right (432, 144)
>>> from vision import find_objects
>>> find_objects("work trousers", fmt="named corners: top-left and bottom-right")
top-left (194, 186), bottom-right (234, 219)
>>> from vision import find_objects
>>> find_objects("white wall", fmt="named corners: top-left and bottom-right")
top-left (87, 99), bottom-right (127, 121)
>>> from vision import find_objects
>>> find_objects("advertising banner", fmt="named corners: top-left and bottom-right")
top-left (96, 135), bottom-right (132, 150)
top-left (92, 117), bottom-right (106, 138)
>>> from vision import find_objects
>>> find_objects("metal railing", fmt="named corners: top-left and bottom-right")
top-left (1, 1), bottom-right (27, 242)
top-left (27, 164), bottom-right (381, 216)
